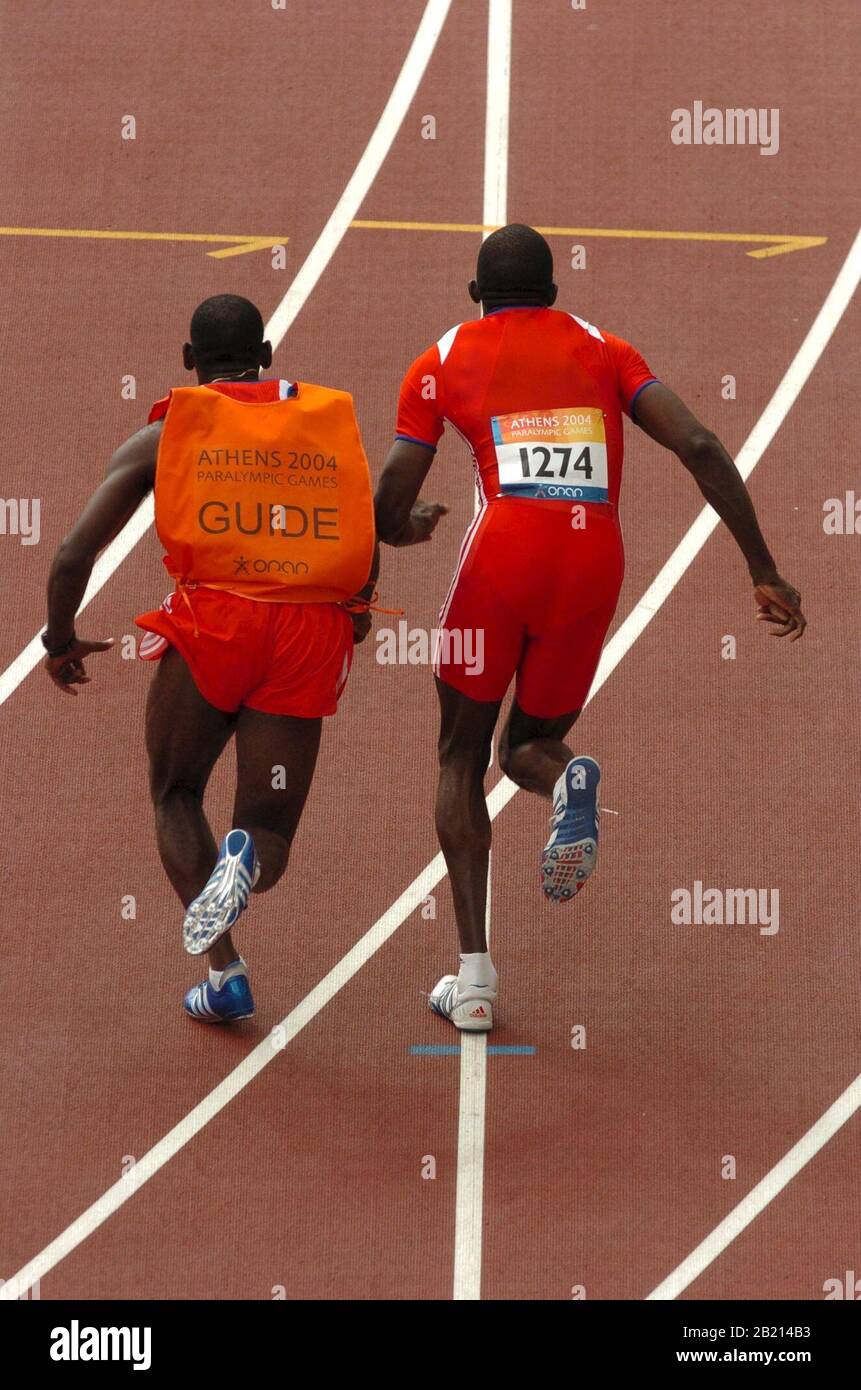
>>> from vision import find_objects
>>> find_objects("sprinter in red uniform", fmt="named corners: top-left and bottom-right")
top-left (42, 295), bottom-right (376, 1022)
top-left (376, 225), bottom-right (805, 1032)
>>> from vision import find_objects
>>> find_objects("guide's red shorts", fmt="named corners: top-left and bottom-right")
top-left (136, 586), bottom-right (353, 718)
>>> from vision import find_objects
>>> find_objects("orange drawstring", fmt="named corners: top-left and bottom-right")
top-left (176, 582), bottom-right (200, 638)
top-left (341, 590), bottom-right (404, 617)
top-left (175, 582), bottom-right (398, 633)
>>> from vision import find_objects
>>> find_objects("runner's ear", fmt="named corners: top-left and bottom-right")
top-left (182, 342), bottom-right (195, 372)
top-left (547, 283), bottom-right (558, 306)
top-left (260, 341), bottom-right (273, 370)
top-left (468, 279), bottom-right (481, 305)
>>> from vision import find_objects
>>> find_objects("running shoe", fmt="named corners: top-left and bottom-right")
top-left (183, 829), bottom-right (260, 955)
top-left (428, 975), bottom-right (496, 1032)
top-left (541, 756), bottom-right (600, 903)
top-left (183, 971), bottom-right (255, 1023)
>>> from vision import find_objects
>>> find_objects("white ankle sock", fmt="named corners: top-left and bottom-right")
top-left (458, 952), bottom-right (497, 991)
top-left (210, 957), bottom-right (248, 991)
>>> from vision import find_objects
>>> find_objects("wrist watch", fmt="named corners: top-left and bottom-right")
top-left (41, 632), bottom-right (76, 658)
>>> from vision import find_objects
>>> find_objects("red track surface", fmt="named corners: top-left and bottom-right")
top-left (0, 0), bottom-right (858, 1301)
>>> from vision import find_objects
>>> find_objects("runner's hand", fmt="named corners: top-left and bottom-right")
top-left (389, 500), bottom-right (449, 546)
top-left (410, 500), bottom-right (448, 543)
top-left (44, 637), bottom-right (115, 695)
top-left (753, 579), bottom-right (806, 642)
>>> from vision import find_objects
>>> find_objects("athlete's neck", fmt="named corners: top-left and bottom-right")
top-left (481, 297), bottom-right (549, 315)
top-left (197, 368), bottom-right (261, 385)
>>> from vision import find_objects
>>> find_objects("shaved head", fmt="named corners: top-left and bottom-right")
top-left (183, 293), bottom-right (272, 381)
top-left (472, 224), bottom-right (556, 308)
top-left (189, 294), bottom-right (265, 367)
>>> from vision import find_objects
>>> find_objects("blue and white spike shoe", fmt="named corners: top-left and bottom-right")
top-left (183, 966), bottom-right (255, 1023)
top-left (428, 975), bottom-right (496, 1032)
top-left (541, 756), bottom-right (601, 903)
top-left (183, 829), bottom-right (261, 956)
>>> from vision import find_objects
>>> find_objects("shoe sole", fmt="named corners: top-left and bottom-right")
top-left (183, 848), bottom-right (257, 956)
top-left (183, 1009), bottom-right (256, 1024)
top-left (541, 836), bottom-right (598, 903)
top-left (542, 757), bottom-right (600, 905)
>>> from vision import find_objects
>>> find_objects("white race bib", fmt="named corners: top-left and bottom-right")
top-left (492, 407), bottom-right (609, 502)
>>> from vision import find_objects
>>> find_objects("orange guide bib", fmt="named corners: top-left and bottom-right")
top-left (154, 384), bottom-right (375, 603)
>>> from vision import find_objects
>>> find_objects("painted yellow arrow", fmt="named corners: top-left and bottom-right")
top-left (0, 227), bottom-right (287, 258)
top-left (350, 220), bottom-right (827, 259)
top-left (0, 222), bottom-right (826, 261)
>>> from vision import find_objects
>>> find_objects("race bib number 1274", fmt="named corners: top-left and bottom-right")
top-left (491, 407), bottom-right (609, 502)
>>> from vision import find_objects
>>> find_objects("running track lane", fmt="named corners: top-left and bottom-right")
top-left (479, 0), bottom-right (861, 1301)
top-left (0, 0), bottom-right (481, 1301)
top-left (1, 0), bottom-right (861, 1301)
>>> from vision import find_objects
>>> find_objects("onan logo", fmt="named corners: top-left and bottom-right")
top-left (535, 484), bottom-right (584, 499)
top-left (233, 556), bottom-right (310, 576)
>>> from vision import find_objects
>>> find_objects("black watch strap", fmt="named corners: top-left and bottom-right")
top-left (41, 632), bottom-right (76, 658)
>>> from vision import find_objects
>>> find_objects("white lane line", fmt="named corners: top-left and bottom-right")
top-left (452, 1044), bottom-right (488, 1291)
top-left (2, 222), bottom-right (856, 1303)
top-left (481, 0), bottom-right (511, 231)
top-left (0, 0), bottom-right (454, 715)
top-left (647, 1075), bottom-right (861, 1300)
top-left (0, 855), bottom-right (449, 1302)
top-left (264, 0), bottom-right (453, 347)
top-left (452, 0), bottom-right (512, 1304)
top-left (452, 866), bottom-right (491, 1303)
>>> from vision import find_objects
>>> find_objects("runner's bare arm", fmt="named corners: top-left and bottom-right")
top-left (375, 439), bottom-right (449, 546)
top-left (43, 422), bottom-right (162, 693)
top-left (633, 382), bottom-right (806, 640)
top-left (343, 540), bottom-right (380, 644)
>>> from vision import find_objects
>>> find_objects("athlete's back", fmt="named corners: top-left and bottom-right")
top-left (396, 306), bottom-right (657, 510)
